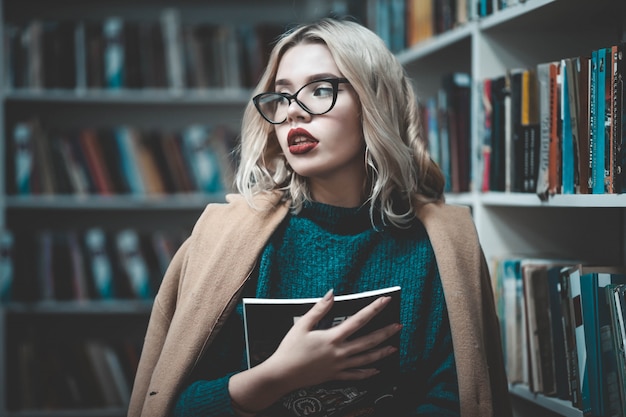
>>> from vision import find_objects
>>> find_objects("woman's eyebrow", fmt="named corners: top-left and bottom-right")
top-left (274, 73), bottom-right (342, 88)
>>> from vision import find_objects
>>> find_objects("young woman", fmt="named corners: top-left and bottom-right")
top-left (128, 18), bottom-right (511, 417)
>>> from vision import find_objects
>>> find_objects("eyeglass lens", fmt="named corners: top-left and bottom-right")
top-left (255, 79), bottom-right (340, 124)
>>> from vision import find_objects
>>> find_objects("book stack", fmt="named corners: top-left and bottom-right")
top-left (7, 118), bottom-right (237, 197)
top-left (493, 257), bottom-right (626, 416)
top-left (477, 42), bottom-right (626, 199)
top-left (3, 11), bottom-right (285, 91)
top-left (6, 227), bottom-right (187, 303)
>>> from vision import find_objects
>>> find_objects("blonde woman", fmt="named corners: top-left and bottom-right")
top-left (128, 18), bottom-right (511, 417)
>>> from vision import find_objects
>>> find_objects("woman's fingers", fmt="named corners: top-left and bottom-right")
top-left (293, 289), bottom-right (335, 331)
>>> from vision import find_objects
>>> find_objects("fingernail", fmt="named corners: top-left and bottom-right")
top-left (323, 289), bottom-right (334, 300)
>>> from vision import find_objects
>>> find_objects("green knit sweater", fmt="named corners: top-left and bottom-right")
top-left (173, 202), bottom-right (459, 416)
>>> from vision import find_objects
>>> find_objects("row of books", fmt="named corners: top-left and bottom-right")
top-left (493, 257), bottom-right (626, 417)
top-left (9, 337), bottom-right (141, 411)
top-left (7, 118), bottom-right (236, 196)
top-left (347, 0), bottom-right (523, 52)
top-left (478, 42), bottom-right (626, 197)
top-left (2, 0), bottom-right (530, 91)
top-left (2, 9), bottom-right (284, 90)
top-left (3, 227), bottom-right (187, 303)
top-left (421, 72), bottom-right (472, 193)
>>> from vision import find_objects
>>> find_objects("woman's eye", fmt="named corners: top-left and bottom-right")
top-left (313, 86), bottom-right (333, 97)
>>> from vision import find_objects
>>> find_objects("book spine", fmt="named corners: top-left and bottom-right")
top-left (593, 48), bottom-right (607, 194)
top-left (103, 17), bottom-right (125, 89)
top-left (0, 229), bottom-right (14, 303)
top-left (561, 59), bottom-right (574, 194)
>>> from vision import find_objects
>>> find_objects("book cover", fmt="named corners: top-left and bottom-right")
top-left (102, 17), bottom-right (125, 89)
top-left (615, 43), bottom-right (626, 193)
top-left (84, 228), bottom-right (115, 299)
top-left (479, 78), bottom-right (493, 193)
top-left (593, 48), bottom-right (607, 194)
top-left (243, 286), bottom-right (401, 417)
top-left (548, 62), bottom-right (562, 196)
top-left (564, 265), bottom-right (591, 414)
top-left (115, 229), bottom-right (152, 300)
top-left (522, 262), bottom-right (557, 395)
top-left (574, 56), bottom-right (591, 195)
top-left (536, 62), bottom-right (553, 201)
top-left (608, 284), bottom-right (626, 415)
top-left (181, 125), bottom-right (223, 194)
top-left (489, 75), bottom-right (508, 192)
top-left (499, 258), bottom-right (526, 384)
top-left (546, 265), bottom-right (572, 400)
top-left (561, 59), bottom-right (575, 194)
top-left (599, 280), bottom-right (626, 416)
top-left (579, 269), bottom-right (626, 417)
top-left (0, 229), bottom-right (14, 303)
top-left (563, 265), bottom-right (626, 415)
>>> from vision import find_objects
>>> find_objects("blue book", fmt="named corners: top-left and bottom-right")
top-left (0, 230), bottom-right (14, 303)
top-left (114, 126), bottom-right (145, 194)
top-left (116, 229), bottom-right (152, 300)
top-left (13, 122), bottom-right (33, 195)
top-left (84, 228), bottom-right (115, 299)
top-left (561, 59), bottom-right (574, 194)
top-left (575, 267), bottom-right (626, 416)
top-left (593, 48), bottom-right (607, 194)
top-left (103, 17), bottom-right (125, 89)
top-left (181, 125), bottom-right (222, 193)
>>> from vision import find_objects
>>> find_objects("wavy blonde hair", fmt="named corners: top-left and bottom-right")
top-left (235, 17), bottom-right (444, 227)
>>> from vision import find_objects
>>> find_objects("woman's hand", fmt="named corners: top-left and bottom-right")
top-left (228, 289), bottom-right (401, 416)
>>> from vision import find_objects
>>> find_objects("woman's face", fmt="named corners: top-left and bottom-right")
top-left (273, 42), bottom-right (366, 206)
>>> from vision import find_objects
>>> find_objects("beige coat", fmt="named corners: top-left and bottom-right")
top-left (128, 193), bottom-right (512, 417)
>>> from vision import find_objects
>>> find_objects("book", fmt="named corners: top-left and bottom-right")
top-left (0, 229), bottom-right (14, 303)
top-left (12, 121), bottom-right (34, 195)
top-left (535, 62), bottom-right (554, 200)
top-left (546, 265), bottom-right (573, 401)
top-left (498, 257), bottom-right (526, 384)
top-left (593, 48), bottom-right (608, 194)
top-left (102, 17), bottom-right (125, 89)
top-left (115, 229), bottom-right (152, 300)
top-left (562, 265), bottom-right (626, 415)
top-left (579, 268), bottom-right (626, 417)
top-left (608, 284), bottom-right (626, 415)
top-left (243, 286), bottom-right (401, 417)
top-left (84, 228), bottom-right (115, 299)
top-left (615, 42), bottom-right (626, 193)
top-left (548, 62), bottom-right (562, 196)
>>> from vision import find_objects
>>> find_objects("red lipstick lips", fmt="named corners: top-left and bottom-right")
top-left (287, 128), bottom-right (318, 155)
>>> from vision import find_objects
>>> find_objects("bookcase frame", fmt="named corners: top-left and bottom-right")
top-left (1, 0), bottom-right (626, 416)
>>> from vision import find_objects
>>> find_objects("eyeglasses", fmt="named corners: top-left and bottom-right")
top-left (253, 77), bottom-right (350, 124)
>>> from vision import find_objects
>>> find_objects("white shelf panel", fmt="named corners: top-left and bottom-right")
top-left (396, 24), bottom-right (473, 64)
top-left (480, 192), bottom-right (626, 208)
top-left (509, 385), bottom-right (583, 417)
top-left (3, 88), bottom-right (252, 105)
top-left (3, 300), bottom-right (153, 315)
top-left (6, 193), bottom-right (226, 210)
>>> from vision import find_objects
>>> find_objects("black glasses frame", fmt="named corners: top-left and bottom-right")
top-left (252, 77), bottom-right (350, 124)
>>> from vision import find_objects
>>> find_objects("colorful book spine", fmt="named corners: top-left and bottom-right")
top-left (561, 59), bottom-right (574, 194)
top-left (593, 48), bottom-right (607, 194)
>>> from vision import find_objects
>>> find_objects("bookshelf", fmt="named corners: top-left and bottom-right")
top-left (0, 0), bottom-right (337, 416)
top-left (403, 0), bottom-right (625, 416)
top-left (1, 0), bottom-right (625, 416)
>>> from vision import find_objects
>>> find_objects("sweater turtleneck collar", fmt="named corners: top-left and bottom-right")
top-left (298, 201), bottom-right (374, 235)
